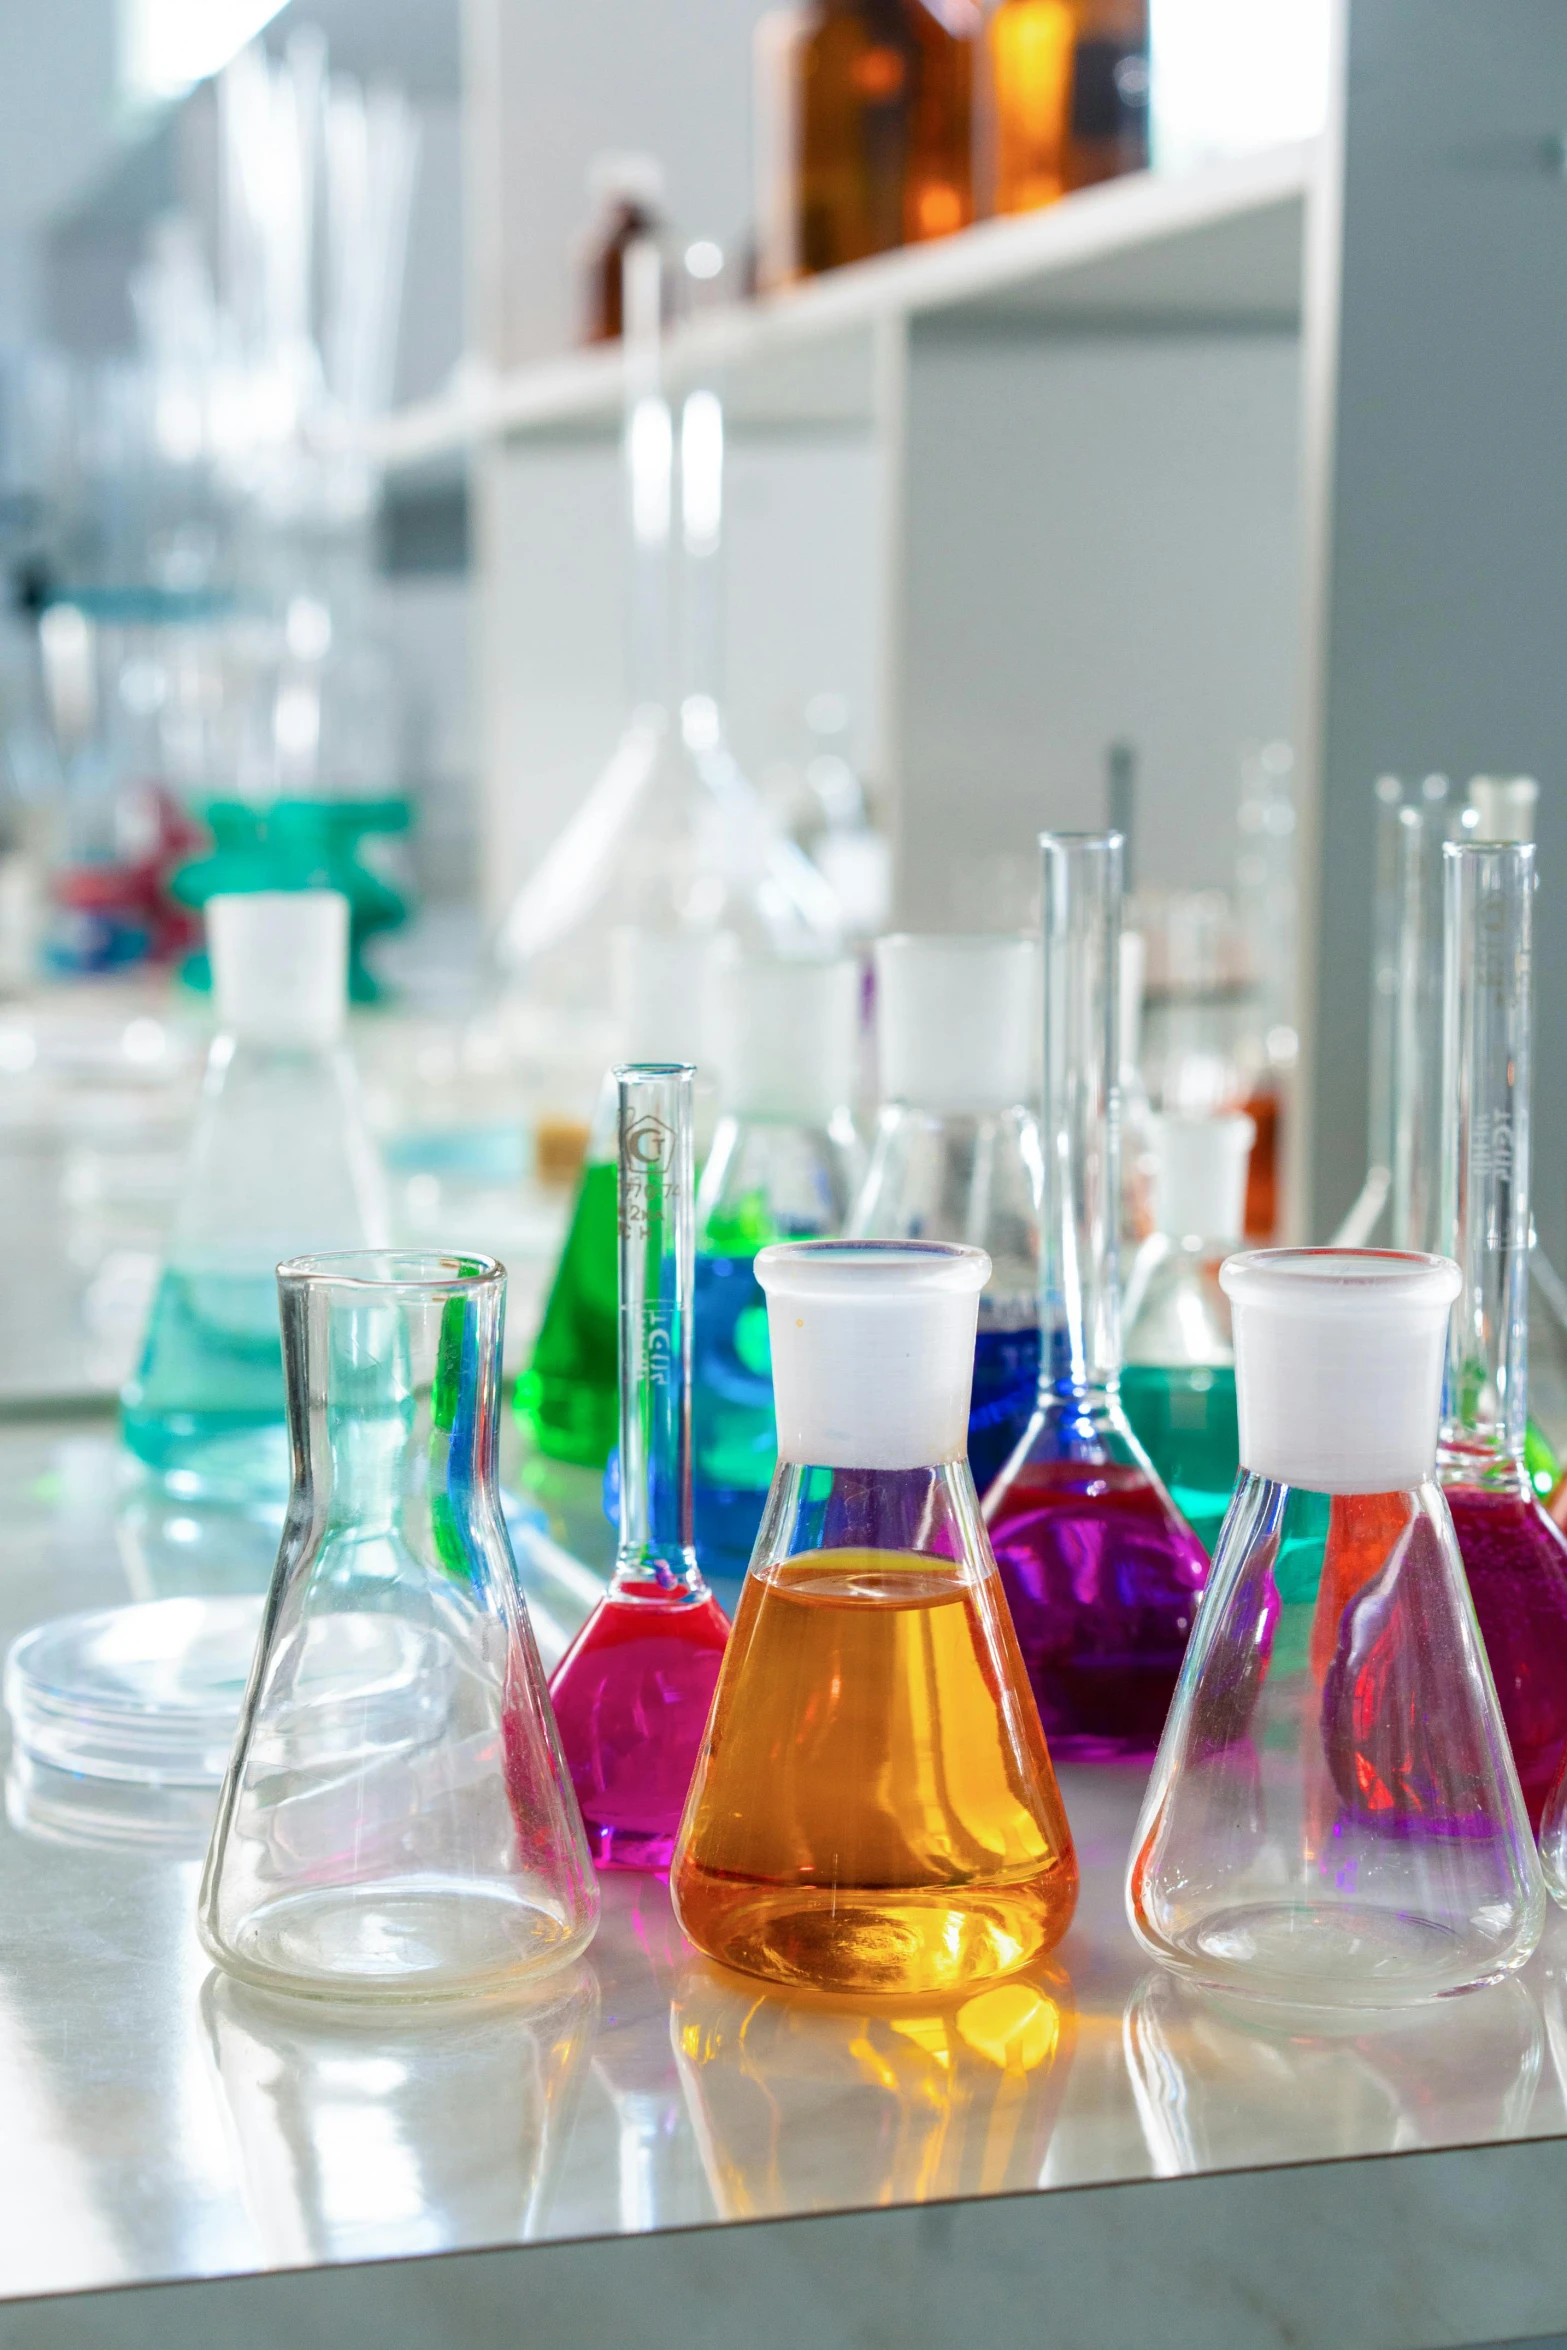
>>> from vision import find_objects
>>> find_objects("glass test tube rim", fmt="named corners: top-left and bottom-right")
top-left (277, 1250), bottom-right (503, 1298)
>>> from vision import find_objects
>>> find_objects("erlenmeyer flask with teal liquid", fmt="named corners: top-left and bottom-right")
top-left (1121, 1109), bottom-right (1254, 1557)
top-left (691, 949), bottom-right (861, 1596)
top-left (121, 890), bottom-right (387, 1500)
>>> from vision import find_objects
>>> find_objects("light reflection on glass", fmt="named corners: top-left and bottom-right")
top-left (671, 1961), bottom-right (1075, 2220)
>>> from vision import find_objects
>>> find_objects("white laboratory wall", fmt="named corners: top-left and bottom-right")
top-left (895, 329), bottom-right (1303, 922)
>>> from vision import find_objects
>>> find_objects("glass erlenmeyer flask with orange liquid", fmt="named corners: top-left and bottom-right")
top-left (670, 1239), bottom-right (1077, 1997)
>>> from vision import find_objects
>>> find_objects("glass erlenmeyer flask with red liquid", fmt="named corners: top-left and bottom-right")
top-left (1435, 842), bottom-right (1567, 1833)
top-left (1128, 1248), bottom-right (1543, 2009)
top-left (548, 1063), bottom-right (728, 1870)
top-left (982, 832), bottom-right (1207, 1760)
top-left (671, 1239), bottom-right (1077, 1998)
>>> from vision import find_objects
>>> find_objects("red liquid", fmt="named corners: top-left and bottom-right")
top-left (983, 1459), bottom-right (1208, 1760)
top-left (548, 1586), bottom-right (730, 1873)
top-left (1445, 1485), bottom-right (1567, 1831)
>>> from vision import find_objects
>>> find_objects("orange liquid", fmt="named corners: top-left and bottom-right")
top-left (670, 1548), bottom-right (1077, 1996)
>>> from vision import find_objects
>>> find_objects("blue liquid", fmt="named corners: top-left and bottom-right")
top-left (969, 1324), bottom-right (1042, 1495)
top-left (692, 1253), bottom-right (776, 1589)
top-left (120, 1265), bottom-right (290, 1498)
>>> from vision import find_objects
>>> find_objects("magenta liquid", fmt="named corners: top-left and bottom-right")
top-left (548, 1585), bottom-right (729, 1871)
top-left (1445, 1484), bottom-right (1567, 1832)
top-left (985, 1459), bottom-right (1208, 1760)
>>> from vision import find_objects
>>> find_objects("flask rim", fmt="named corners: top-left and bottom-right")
top-left (277, 1248), bottom-right (503, 1295)
top-left (1222, 1245), bottom-right (1460, 1311)
top-left (756, 1236), bottom-right (989, 1298)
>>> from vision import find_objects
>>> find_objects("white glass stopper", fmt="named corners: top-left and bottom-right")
top-left (874, 934), bottom-right (1035, 1113)
top-left (756, 1239), bottom-right (990, 1471)
top-left (1221, 1248), bottom-right (1461, 1494)
top-left (712, 951), bottom-right (858, 1123)
top-left (1151, 1111), bottom-right (1256, 1245)
top-left (208, 891), bottom-right (349, 1047)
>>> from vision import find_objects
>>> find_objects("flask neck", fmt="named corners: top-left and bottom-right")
top-left (614, 1064), bottom-right (706, 1597)
top-left (1439, 843), bottom-right (1533, 1469)
top-left (1040, 835), bottom-right (1123, 1390)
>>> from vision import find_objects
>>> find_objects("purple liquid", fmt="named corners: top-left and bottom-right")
top-left (984, 1458), bottom-right (1208, 1760)
top-left (1445, 1484), bottom-right (1567, 1832)
top-left (548, 1586), bottom-right (729, 1871)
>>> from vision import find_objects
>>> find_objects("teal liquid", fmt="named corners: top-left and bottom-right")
top-left (120, 1264), bottom-right (290, 1498)
top-left (1120, 1363), bottom-right (1239, 1559)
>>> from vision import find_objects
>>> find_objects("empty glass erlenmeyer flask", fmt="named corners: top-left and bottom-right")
top-left (984, 834), bottom-right (1208, 1759)
top-left (123, 890), bottom-right (388, 1499)
top-left (671, 1240), bottom-right (1078, 1997)
top-left (848, 933), bottom-right (1042, 1491)
top-left (200, 1252), bottom-right (598, 2001)
top-left (1121, 1110), bottom-right (1254, 1558)
top-left (548, 1064), bottom-right (730, 1871)
top-left (693, 950), bottom-right (862, 1593)
top-left (1129, 1249), bottom-right (1544, 2008)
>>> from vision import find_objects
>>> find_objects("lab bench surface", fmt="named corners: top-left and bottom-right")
top-left (0, 1420), bottom-right (1566, 2350)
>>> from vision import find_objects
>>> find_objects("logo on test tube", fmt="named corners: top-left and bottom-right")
top-left (621, 1115), bottom-right (678, 1236)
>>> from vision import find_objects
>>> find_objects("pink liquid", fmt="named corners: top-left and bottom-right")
top-left (548, 1584), bottom-right (730, 1871)
top-left (984, 1459), bottom-right (1208, 1760)
top-left (1445, 1485), bottom-right (1567, 1832)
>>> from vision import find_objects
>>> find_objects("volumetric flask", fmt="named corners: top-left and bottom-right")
top-left (548, 1065), bottom-right (729, 1872)
top-left (671, 1240), bottom-right (1077, 1998)
top-left (200, 1252), bottom-right (598, 2002)
top-left (1129, 1249), bottom-right (1543, 2009)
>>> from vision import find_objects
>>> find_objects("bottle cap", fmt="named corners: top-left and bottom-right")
top-left (1221, 1248), bottom-right (1461, 1493)
top-left (757, 1239), bottom-right (990, 1471)
top-left (874, 934), bottom-right (1035, 1113)
top-left (611, 927), bottom-right (714, 1063)
top-left (208, 891), bottom-right (349, 1047)
top-left (713, 950), bottom-right (858, 1122)
top-left (1151, 1111), bottom-right (1256, 1244)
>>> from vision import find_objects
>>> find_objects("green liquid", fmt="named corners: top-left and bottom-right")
top-left (120, 1265), bottom-right (290, 1496)
top-left (514, 1159), bottom-right (620, 1467)
top-left (1120, 1363), bottom-right (1240, 1559)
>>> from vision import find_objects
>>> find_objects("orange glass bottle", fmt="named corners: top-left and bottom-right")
top-left (795, 0), bottom-right (980, 276)
top-left (989, 0), bottom-right (1149, 216)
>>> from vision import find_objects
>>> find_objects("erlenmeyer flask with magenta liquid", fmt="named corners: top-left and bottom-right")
top-left (982, 833), bottom-right (1207, 1759)
top-left (548, 1063), bottom-right (729, 1871)
top-left (671, 1239), bottom-right (1077, 1998)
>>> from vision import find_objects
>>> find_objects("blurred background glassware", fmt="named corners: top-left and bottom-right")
top-left (672, 1239), bottom-right (1077, 1997)
top-left (494, 242), bottom-right (839, 1117)
top-left (754, 0), bottom-right (981, 290)
top-left (547, 1065), bottom-right (729, 1872)
top-left (121, 891), bottom-right (388, 1501)
top-left (200, 1250), bottom-right (598, 2003)
top-left (849, 932), bottom-right (1042, 1492)
top-left (691, 949), bottom-right (862, 1597)
top-left (1129, 1249), bottom-right (1543, 2010)
top-left (983, 834), bottom-right (1207, 1759)
top-left (988, 0), bottom-right (1149, 216)
top-left (1121, 1109), bottom-right (1254, 1559)
top-left (672, 1956), bottom-right (1075, 2217)
top-left (1436, 842), bottom-right (1567, 1833)
top-left (579, 153), bottom-right (669, 343)
top-left (202, 1962), bottom-right (599, 2264)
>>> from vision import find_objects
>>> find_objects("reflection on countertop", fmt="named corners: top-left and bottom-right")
top-left (0, 1416), bottom-right (1565, 2308)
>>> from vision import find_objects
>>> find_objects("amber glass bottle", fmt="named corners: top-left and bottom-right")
top-left (989, 0), bottom-right (1148, 215)
top-left (796, 0), bottom-right (980, 275)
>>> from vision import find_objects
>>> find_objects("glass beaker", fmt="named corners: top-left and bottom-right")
top-left (670, 1239), bottom-right (1078, 1998)
top-left (1436, 842), bottom-right (1567, 1832)
top-left (1128, 1249), bottom-right (1544, 2008)
top-left (200, 1252), bottom-right (599, 2002)
top-left (983, 833), bottom-right (1208, 1759)
top-left (848, 932), bottom-right (1042, 1492)
top-left (1121, 1109), bottom-right (1254, 1558)
top-left (548, 1065), bottom-right (730, 1872)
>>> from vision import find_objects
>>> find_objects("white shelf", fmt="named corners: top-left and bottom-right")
top-left (376, 139), bottom-right (1316, 468)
